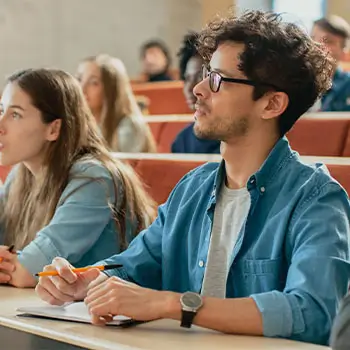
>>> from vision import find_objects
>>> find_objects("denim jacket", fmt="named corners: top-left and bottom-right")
top-left (99, 137), bottom-right (350, 345)
top-left (0, 158), bottom-right (135, 275)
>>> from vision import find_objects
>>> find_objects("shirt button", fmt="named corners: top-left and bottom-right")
top-left (198, 260), bottom-right (204, 268)
top-left (260, 186), bottom-right (266, 193)
top-left (211, 190), bottom-right (216, 196)
top-left (250, 178), bottom-right (255, 184)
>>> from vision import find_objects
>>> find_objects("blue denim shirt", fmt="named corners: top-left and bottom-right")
top-left (321, 68), bottom-right (350, 111)
top-left (99, 137), bottom-right (350, 345)
top-left (0, 158), bottom-right (135, 275)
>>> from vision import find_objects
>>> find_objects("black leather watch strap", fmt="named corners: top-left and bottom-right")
top-left (180, 309), bottom-right (196, 328)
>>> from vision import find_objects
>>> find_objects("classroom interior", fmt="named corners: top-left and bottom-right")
top-left (0, 0), bottom-right (350, 349)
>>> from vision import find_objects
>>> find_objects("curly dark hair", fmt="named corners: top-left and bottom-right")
top-left (197, 10), bottom-right (335, 136)
top-left (177, 31), bottom-right (200, 80)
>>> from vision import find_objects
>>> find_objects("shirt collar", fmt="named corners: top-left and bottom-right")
top-left (212, 137), bottom-right (295, 196)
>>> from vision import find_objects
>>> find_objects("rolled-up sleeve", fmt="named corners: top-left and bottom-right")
top-left (251, 182), bottom-right (350, 345)
top-left (18, 163), bottom-right (116, 275)
top-left (97, 200), bottom-right (165, 289)
top-left (96, 169), bottom-right (197, 289)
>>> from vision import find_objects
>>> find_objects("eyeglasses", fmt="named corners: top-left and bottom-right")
top-left (202, 65), bottom-right (281, 93)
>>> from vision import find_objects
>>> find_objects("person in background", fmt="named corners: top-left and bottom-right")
top-left (76, 54), bottom-right (157, 152)
top-left (140, 40), bottom-right (173, 82)
top-left (171, 32), bottom-right (221, 154)
top-left (311, 15), bottom-right (350, 111)
top-left (36, 11), bottom-right (349, 345)
top-left (0, 68), bottom-right (156, 288)
top-left (330, 293), bottom-right (350, 350)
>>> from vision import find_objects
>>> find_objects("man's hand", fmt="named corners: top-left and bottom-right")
top-left (84, 276), bottom-right (178, 325)
top-left (36, 257), bottom-right (107, 305)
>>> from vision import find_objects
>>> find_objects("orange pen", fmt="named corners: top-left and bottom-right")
top-left (35, 263), bottom-right (123, 277)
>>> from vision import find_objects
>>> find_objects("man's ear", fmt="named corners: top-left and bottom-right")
top-left (46, 119), bottom-right (62, 142)
top-left (261, 92), bottom-right (289, 121)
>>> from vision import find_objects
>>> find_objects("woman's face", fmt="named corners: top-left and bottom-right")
top-left (0, 82), bottom-right (60, 172)
top-left (76, 61), bottom-right (105, 116)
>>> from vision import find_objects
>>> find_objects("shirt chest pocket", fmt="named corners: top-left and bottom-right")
top-left (230, 258), bottom-right (287, 296)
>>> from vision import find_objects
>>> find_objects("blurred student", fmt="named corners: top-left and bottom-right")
top-left (0, 68), bottom-right (156, 288)
top-left (140, 40), bottom-right (173, 82)
top-left (311, 15), bottom-right (350, 111)
top-left (76, 54), bottom-right (156, 152)
top-left (171, 32), bottom-right (221, 154)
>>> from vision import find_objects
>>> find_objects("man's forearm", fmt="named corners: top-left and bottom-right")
top-left (162, 292), bottom-right (263, 335)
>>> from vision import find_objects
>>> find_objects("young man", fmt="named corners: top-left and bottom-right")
top-left (34, 11), bottom-right (349, 345)
top-left (140, 39), bottom-right (173, 82)
top-left (311, 15), bottom-right (350, 111)
top-left (171, 32), bottom-right (221, 153)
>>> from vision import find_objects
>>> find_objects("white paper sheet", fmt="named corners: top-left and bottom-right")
top-left (17, 302), bottom-right (132, 326)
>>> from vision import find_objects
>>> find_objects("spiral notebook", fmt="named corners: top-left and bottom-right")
top-left (16, 302), bottom-right (134, 326)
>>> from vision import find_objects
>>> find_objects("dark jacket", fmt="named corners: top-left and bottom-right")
top-left (171, 123), bottom-right (221, 154)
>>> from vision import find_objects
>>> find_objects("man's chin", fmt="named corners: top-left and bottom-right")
top-left (193, 124), bottom-right (219, 141)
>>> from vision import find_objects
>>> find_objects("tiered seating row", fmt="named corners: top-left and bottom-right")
top-left (115, 153), bottom-right (350, 205)
top-left (2, 154), bottom-right (349, 205)
top-left (144, 113), bottom-right (350, 156)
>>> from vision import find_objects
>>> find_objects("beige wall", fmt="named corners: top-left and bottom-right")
top-left (0, 0), bottom-right (202, 84)
top-left (201, 0), bottom-right (234, 24)
top-left (327, 0), bottom-right (350, 23)
top-left (7, 0), bottom-right (344, 87)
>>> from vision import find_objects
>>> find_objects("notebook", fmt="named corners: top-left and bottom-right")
top-left (16, 302), bottom-right (134, 326)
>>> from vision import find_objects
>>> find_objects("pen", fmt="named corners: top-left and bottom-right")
top-left (0, 245), bottom-right (16, 263)
top-left (35, 263), bottom-right (123, 277)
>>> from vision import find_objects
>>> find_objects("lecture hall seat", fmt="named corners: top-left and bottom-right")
top-left (120, 155), bottom-right (350, 205)
top-left (156, 122), bottom-right (190, 153)
top-left (133, 158), bottom-right (203, 204)
top-left (286, 118), bottom-right (350, 156)
top-left (146, 114), bottom-right (350, 156)
top-left (132, 81), bottom-right (192, 115)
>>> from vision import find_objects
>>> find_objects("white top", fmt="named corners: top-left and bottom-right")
top-left (201, 185), bottom-right (251, 298)
top-left (115, 114), bottom-right (148, 152)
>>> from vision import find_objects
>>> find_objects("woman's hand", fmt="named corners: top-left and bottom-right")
top-left (0, 246), bottom-right (36, 288)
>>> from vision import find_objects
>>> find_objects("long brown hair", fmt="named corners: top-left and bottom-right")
top-left (3, 68), bottom-right (156, 250)
top-left (82, 55), bottom-right (156, 152)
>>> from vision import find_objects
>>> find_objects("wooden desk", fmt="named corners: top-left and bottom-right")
top-left (0, 286), bottom-right (330, 350)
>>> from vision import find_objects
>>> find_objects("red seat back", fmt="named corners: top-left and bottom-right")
top-left (287, 118), bottom-right (349, 156)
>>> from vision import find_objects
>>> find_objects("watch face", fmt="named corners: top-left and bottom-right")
top-left (181, 292), bottom-right (202, 309)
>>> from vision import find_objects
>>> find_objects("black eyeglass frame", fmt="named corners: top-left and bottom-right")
top-left (202, 65), bottom-right (282, 93)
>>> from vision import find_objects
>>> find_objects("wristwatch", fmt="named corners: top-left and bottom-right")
top-left (180, 291), bottom-right (203, 328)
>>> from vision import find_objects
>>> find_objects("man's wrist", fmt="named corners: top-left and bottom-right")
top-left (160, 291), bottom-right (182, 320)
